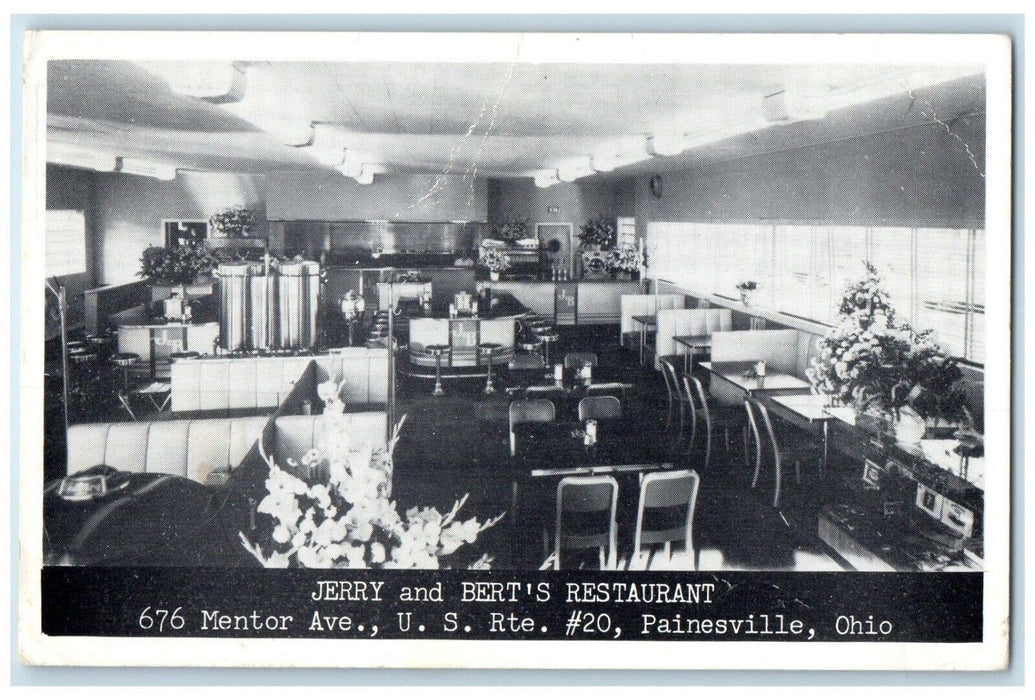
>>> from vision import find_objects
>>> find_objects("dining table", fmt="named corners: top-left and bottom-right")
top-left (698, 360), bottom-right (812, 401)
top-left (631, 314), bottom-right (656, 366)
top-left (507, 418), bottom-right (674, 567)
top-left (766, 392), bottom-right (838, 475)
top-left (672, 334), bottom-right (711, 372)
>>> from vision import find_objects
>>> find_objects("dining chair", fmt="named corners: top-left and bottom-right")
top-left (687, 374), bottom-right (749, 470)
top-left (743, 397), bottom-right (822, 508)
top-left (524, 385), bottom-right (567, 400)
top-left (585, 382), bottom-right (630, 398)
top-left (552, 475), bottom-right (619, 570)
top-left (633, 469), bottom-right (701, 570)
top-left (563, 352), bottom-right (599, 369)
top-left (508, 398), bottom-right (556, 457)
top-left (577, 395), bottom-right (622, 422)
top-left (659, 357), bottom-right (690, 434)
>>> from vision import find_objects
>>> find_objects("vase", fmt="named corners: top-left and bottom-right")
top-left (490, 270), bottom-right (500, 282)
top-left (740, 291), bottom-right (752, 306)
top-left (894, 406), bottom-right (927, 445)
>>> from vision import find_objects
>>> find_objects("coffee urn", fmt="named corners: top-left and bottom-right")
top-left (216, 262), bottom-right (251, 351)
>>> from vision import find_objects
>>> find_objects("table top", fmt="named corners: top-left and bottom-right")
top-left (769, 393), bottom-right (837, 423)
top-left (673, 334), bottom-right (711, 347)
top-left (631, 314), bottom-right (656, 326)
top-left (699, 360), bottom-right (811, 394)
top-left (511, 420), bottom-right (666, 472)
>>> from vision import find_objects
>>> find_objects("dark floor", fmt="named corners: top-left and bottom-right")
top-left (388, 325), bottom-right (853, 570)
top-left (45, 325), bottom-right (857, 570)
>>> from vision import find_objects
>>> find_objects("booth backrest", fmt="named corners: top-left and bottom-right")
top-left (313, 348), bottom-right (390, 405)
top-left (619, 294), bottom-right (685, 338)
top-left (270, 413), bottom-right (388, 467)
top-left (709, 329), bottom-right (821, 379)
top-left (171, 348), bottom-right (388, 413)
top-left (654, 308), bottom-right (732, 369)
top-left (66, 417), bottom-right (268, 483)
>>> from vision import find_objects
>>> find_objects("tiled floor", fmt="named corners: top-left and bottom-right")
top-left (389, 326), bottom-right (847, 571)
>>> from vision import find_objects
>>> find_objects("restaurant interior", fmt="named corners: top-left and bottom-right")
top-left (40, 51), bottom-right (989, 572)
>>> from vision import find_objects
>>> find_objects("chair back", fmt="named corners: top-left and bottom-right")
top-left (554, 475), bottom-right (619, 570)
top-left (509, 398), bottom-right (556, 456)
top-left (525, 385), bottom-right (566, 399)
top-left (659, 357), bottom-right (679, 402)
top-left (563, 352), bottom-right (598, 369)
top-left (688, 375), bottom-right (712, 424)
top-left (578, 395), bottom-right (622, 421)
top-left (585, 382), bottom-right (629, 397)
top-left (744, 397), bottom-right (780, 459)
top-left (633, 469), bottom-right (700, 565)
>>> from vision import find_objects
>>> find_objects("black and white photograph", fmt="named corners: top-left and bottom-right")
top-left (17, 29), bottom-right (1013, 671)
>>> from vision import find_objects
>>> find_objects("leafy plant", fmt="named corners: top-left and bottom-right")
top-left (736, 280), bottom-right (758, 292)
top-left (489, 212), bottom-right (530, 244)
top-left (578, 215), bottom-right (617, 249)
top-left (138, 243), bottom-right (216, 284)
top-left (209, 206), bottom-right (257, 238)
top-left (806, 261), bottom-right (967, 423)
top-left (479, 249), bottom-right (512, 273)
top-left (605, 245), bottom-right (642, 273)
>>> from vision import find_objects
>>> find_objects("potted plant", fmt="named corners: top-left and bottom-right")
top-left (139, 242), bottom-right (217, 286)
top-left (605, 245), bottom-right (643, 280)
top-left (240, 412), bottom-right (502, 569)
top-left (806, 261), bottom-right (967, 443)
top-left (479, 249), bottom-right (511, 281)
top-left (578, 215), bottom-right (617, 250)
top-left (488, 212), bottom-right (530, 245)
top-left (736, 280), bottom-right (758, 305)
top-left (209, 206), bottom-right (257, 238)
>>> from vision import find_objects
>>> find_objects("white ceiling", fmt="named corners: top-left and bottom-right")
top-left (46, 59), bottom-right (986, 184)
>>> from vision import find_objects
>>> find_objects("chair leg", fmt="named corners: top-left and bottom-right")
top-left (704, 423), bottom-right (712, 470)
top-left (742, 427), bottom-right (750, 468)
top-left (795, 459), bottom-right (802, 484)
top-left (750, 432), bottom-right (763, 488)
top-left (772, 454), bottom-right (783, 508)
top-left (665, 395), bottom-right (674, 432)
top-left (677, 401), bottom-right (686, 441)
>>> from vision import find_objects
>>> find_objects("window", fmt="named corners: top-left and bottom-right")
top-left (646, 221), bottom-right (986, 364)
top-left (45, 209), bottom-right (86, 277)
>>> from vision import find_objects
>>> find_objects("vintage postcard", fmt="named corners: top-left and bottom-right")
top-left (17, 30), bottom-right (1012, 671)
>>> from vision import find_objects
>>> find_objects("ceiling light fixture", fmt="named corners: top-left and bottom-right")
top-left (116, 157), bottom-right (178, 181)
top-left (533, 170), bottom-right (560, 188)
top-left (47, 143), bottom-right (118, 172)
top-left (556, 161), bottom-right (595, 183)
top-left (762, 90), bottom-right (829, 124)
top-left (646, 133), bottom-right (686, 158)
top-left (138, 61), bottom-right (246, 104)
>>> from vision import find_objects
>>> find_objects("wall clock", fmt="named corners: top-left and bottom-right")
top-left (649, 174), bottom-right (663, 198)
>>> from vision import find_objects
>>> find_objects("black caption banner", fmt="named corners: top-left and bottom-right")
top-left (41, 568), bottom-right (982, 643)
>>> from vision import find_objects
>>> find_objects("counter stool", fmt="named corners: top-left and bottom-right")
top-left (478, 342), bottom-right (502, 394)
top-left (427, 344), bottom-right (449, 396)
top-left (535, 329), bottom-right (561, 366)
top-left (111, 352), bottom-right (140, 420)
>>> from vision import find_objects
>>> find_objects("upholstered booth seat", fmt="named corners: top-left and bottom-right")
top-left (654, 308), bottom-right (733, 369)
top-left (707, 329), bottom-right (822, 405)
top-left (66, 417), bottom-right (268, 483)
top-left (619, 294), bottom-right (685, 350)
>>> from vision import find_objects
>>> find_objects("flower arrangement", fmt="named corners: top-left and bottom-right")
top-left (736, 281), bottom-right (758, 292)
top-left (578, 215), bottom-right (617, 249)
top-left (806, 262), bottom-right (966, 423)
top-left (479, 248), bottom-right (512, 273)
top-left (605, 245), bottom-right (643, 274)
top-left (138, 243), bottom-right (216, 284)
top-left (240, 379), bottom-right (503, 569)
top-left (489, 212), bottom-right (530, 244)
top-left (209, 206), bottom-right (257, 238)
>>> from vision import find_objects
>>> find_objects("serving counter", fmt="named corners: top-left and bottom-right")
top-left (478, 280), bottom-right (641, 325)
